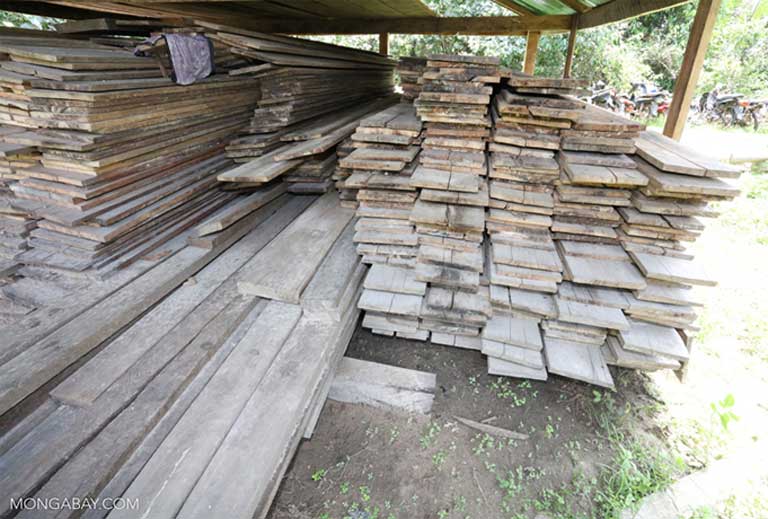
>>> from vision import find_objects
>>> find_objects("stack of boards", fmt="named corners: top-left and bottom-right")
top-left (397, 56), bottom-right (426, 100)
top-left (345, 103), bottom-right (422, 266)
top-left (0, 190), bottom-right (370, 519)
top-left (346, 66), bottom-right (742, 388)
top-left (356, 55), bottom-right (501, 344)
top-left (205, 25), bottom-right (397, 196)
top-left (0, 32), bottom-right (260, 277)
top-left (0, 127), bottom-right (39, 278)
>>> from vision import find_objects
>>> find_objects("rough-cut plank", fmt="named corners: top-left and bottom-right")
top-left (363, 263), bottom-right (426, 295)
top-left (238, 192), bottom-right (355, 303)
top-left (481, 313), bottom-right (542, 350)
top-left (544, 338), bottom-right (614, 389)
top-left (561, 254), bottom-right (646, 290)
top-left (195, 183), bottom-right (288, 236)
top-left (629, 251), bottom-right (715, 286)
top-left (555, 297), bottom-right (630, 331)
top-left (605, 335), bottom-right (681, 370)
top-left (618, 319), bottom-right (690, 361)
top-left (482, 340), bottom-right (545, 369)
top-left (301, 221), bottom-right (362, 316)
top-left (0, 246), bottom-right (217, 417)
top-left (112, 302), bottom-right (301, 519)
top-left (487, 356), bottom-right (547, 380)
top-left (328, 357), bottom-right (436, 414)
top-left (173, 304), bottom-right (359, 519)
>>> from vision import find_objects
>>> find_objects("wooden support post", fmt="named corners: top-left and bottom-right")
top-left (378, 32), bottom-right (389, 55)
top-left (663, 0), bottom-right (722, 140)
top-left (523, 31), bottom-right (541, 75)
top-left (563, 16), bottom-right (578, 78)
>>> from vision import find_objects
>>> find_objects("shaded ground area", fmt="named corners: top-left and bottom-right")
top-left (267, 330), bottom-right (679, 519)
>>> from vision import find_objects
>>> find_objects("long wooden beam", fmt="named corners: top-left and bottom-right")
top-left (523, 31), bottom-right (541, 74)
top-left (663, 0), bottom-right (722, 140)
top-left (378, 33), bottom-right (389, 55)
top-left (578, 0), bottom-right (692, 29)
top-left (563, 16), bottom-right (578, 78)
top-left (559, 0), bottom-right (590, 13)
top-left (207, 16), bottom-right (573, 35)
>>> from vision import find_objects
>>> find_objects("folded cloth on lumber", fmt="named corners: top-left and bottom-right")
top-left (137, 34), bottom-right (214, 85)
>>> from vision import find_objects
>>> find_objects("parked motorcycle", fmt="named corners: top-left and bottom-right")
top-left (699, 90), bottom-right (763, 130)
top-left (630, 82), bottom-right (670, 118)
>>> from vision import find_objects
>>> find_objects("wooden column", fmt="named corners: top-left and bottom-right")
top-left (523, 31), bottom-right (541, 75)
top-left (378, 32), bottom-right (389, 55)
top-left (563, 15), bottom-right (578, 78)
top-left (663, 0), bottom-right (722, 140)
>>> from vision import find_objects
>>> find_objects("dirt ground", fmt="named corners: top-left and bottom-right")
top-left (267, 329), bottom-right (671, 519)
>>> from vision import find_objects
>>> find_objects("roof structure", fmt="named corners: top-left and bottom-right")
top-left (4, 0), bottom-right (691, 34)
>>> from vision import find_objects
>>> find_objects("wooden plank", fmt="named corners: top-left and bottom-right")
top-left (301, 221), bottom-right (363, 317)
top-left (487, 356), bottom-right (547, 380)
top-left (555, 297), bottom-right (630, 331)
top-left (363, 263), bottom-right (426, 295)
top-left (173, 304), bottom-right (359, 519)
top-left (23, 297), bottom-right (260, 516)
top-left (544, 338), bottom-right (614, 389)
top-left (0, 245), bottom-right (221, 417)
top-left (238, 192), bottom-right (355, 303)
top-left (112, 301), bottom-right (301, 519)
top-left (629, 251), bottom-right (715, 286)
top-left (328, 357), bottom-right (435, 414)
top-left (482, 313), bottom-right (543, 351)
top-left (618, 318), bottom-right (689, 361)
top-left (195, 183), bottom-right (288, 236)
top-left (51, 200), bottom-right (310, 406)
top-left (561, 254), bottom-right (647, 290)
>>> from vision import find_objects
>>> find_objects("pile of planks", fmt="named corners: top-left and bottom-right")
top-left (205, 25), bottom-right (397, 197)
top-left (482, 76), bottom-right (587, 378)
top-left (0, 33), bottom-right (260, 276)
top-left (397, 56), bottom-right (426, 100)
top-left (200, 22), bottom-right (394, 162)
top-left (0, 188), bottom-right (367, 519)
top-left (0, 128), bottom-right (40, 278)
top-left (347, 64), bottom-right (742, 388)
top-left (411, 54), bottom-right (500, 340)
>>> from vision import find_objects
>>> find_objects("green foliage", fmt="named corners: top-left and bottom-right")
top-left (710, 393), bottom-right (739, 431)
top-left (0, 11), bottom-right (60, 30)
top-left (594, 440), bottom-right (685, 518)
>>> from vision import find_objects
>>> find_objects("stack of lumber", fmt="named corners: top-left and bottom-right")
top-left (397, 56), bottom-right (426, 100)
top-left (0, 190), bottom-right (367, 519)
top-left (409, 54), bottom-right (499, 341)
top-left (344, 103), bottom-right (422, 269)
top-left (207, 26), bottom-right (398, 195)
top-left (483, 78), bottom-right (586, 378)
top-left (554, 107), bottom-right (646, 245)
top-left (0, 130), bottom-right (40, 277)
top-left (333, 137), bottom-right (357, 207)
top-left (0, 33), bottom-right (259, 276)
top-left (199, 23), bottom-right (394, 162)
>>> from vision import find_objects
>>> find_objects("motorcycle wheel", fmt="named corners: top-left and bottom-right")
top-left (720, 110), bottom-right (733, 127)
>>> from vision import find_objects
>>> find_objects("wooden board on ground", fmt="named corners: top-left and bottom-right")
top-left (328, 357), bottom-right (436, 414)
